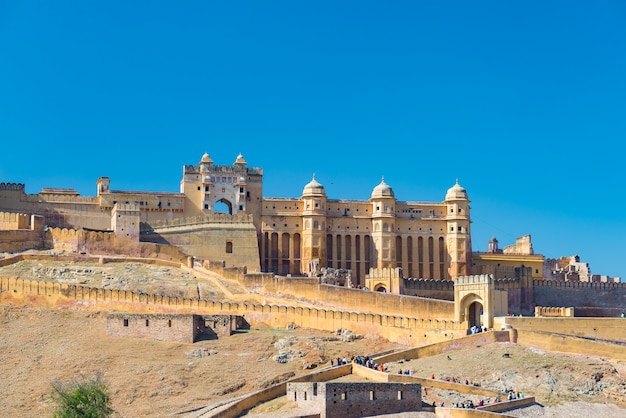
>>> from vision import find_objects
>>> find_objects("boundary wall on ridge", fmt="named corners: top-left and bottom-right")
top-left (0, 274), bottom-right (466, 346)
top-left (205, 261), bottom-right (456, 322)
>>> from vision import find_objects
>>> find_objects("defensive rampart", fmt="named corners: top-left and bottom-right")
top-left (514, 329), bottom-right (626, 360)
top-left (141, 214), bottom-right (260, 271)
top-left (235, 272), bottom-right (456, 323)
top-left (44, 228), bottom-right (191, 264)
top-left (0, 211), bottom-right (30, 230)
top-left (499, 316), bottom-right (626, 345)
top-left (533, 280), bottom-right (626, 317)
top-left (0, 230), bottom-right (44, 253)
top-left (0, 275), bottom-right (465, 346)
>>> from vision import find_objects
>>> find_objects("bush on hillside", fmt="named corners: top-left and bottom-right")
top-left (50, 375), bottom-right (113, 418)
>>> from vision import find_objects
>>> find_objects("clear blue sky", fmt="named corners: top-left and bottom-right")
top-left (1, 1), bottom-right (624, 279)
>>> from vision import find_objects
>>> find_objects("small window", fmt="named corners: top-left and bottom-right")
top-left (123, 319), bottom-right (128, 327)
top-left (226, 241), bottom-right (233, 253)
top-left (205, 186), bottom-right (209, 191)
top-left (341, 392), bottom-right (347, 400)
top-left (197, 186), bottom-right (201, 191)
top-left (145, 319), bottom-right (149, 326)
top-left (204, 204), bottom-right (209, 209)
top-left (398, 390), bottom-right (403, 400)
top-left (370, 390), bottom-right (375, 400)
top-left (168, 319), bottom-right (172, 327)
top-left (239, 187), bottom-right (244, 193)
top-left (239, 205), bottom-right (243, 210)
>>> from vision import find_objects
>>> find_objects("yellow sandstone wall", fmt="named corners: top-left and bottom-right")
top-left (0, 276), bottom-right (465, 346)
top-left (502, 316), bottom-right (626, 343)
top-left (514, 329), bottom-right (626, 360)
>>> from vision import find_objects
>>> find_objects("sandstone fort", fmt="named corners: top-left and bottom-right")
top-left (1, 152), bottom-right (625, 417)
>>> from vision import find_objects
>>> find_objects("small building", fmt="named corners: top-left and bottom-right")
top-left (106, 313), bottom-right (240, 343)
top-left (287, 382), bottom-right (422, 418)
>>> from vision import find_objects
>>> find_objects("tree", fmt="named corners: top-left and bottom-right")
top-left (50, 375), bottom-right (113, 418)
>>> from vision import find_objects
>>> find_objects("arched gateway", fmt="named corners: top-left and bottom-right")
top-left (454, 274), bottom-right (508, 331)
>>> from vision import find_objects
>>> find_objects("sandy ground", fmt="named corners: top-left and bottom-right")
top-left (2, 258), bottom-right (626, 417)
top-left (0, 305), bottom-right (402, 417)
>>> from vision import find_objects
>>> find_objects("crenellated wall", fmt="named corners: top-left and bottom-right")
top-left (0, 276), bottom-right (465, 346)
top-left (500, 316), bottom-right (626, 344)
top-left (534, 280), bottom-right (626, 317)
top-left (0, 230), bottom-right (44, 252)
top-left (0, 211), bottom-right (30, 230)
top-left (401, 278), bottom-right (455, 300)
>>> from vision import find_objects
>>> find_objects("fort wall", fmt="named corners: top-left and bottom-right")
top-left (533, 280), bottom-right (626, 317)
top-left (377, 331), bottom-right (512, 365)
top-left (500, 316), bottom-right (626, 344)
top-left (514, 329), bottom-right (626, 361)
top-left (0, 211), bottom-right (30, 230)
top-left (44, 228), bottom-right (190, 264)
top-left (232, 272), bottom-right (456, 323)
top-left (0, 230), bottom-right (44, 253)
top-left (0, 276), bottom-right (465, 346)
top-left (401, 278), bottom-right (455, 300)
top-left (141, 214), bottom-right (260, 271)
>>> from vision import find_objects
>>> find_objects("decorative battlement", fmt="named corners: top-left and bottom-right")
top-left (0, 211), bottom-right (30, 230)
top-left (368, 267), bottom-right (403, 279)
top-left (534, 306), bottom-right (575, 317)
top-left (534, 280), bottom-right (626, 290)
top-left (454, 274), bottom-right (494, 285)
top-left (0, 182), bottom-right (25, 191)
top-left (184, 165), bottom-right (263, 175)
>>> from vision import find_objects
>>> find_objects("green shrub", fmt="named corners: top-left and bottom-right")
top-left (50, 375), bottom-right (113, 418)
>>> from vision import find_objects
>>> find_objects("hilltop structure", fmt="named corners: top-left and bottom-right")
top-left (0, 153), bottom-right (473, 285)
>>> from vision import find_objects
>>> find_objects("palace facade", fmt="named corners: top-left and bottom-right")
top-left (0, 153), bottom-right (472, 285)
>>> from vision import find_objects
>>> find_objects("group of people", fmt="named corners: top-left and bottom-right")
top-left (397, 369), bottom-right (412, 376)
top-left (330, 355), bottom-right (387, 372)
top-left (469, 324), bottom-right (487, 334)
top-left (431, 374), bottom-right (480, 387)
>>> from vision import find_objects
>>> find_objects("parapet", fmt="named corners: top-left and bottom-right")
top-left (454, 274), bottom-right (494, 285)
top-left (0, 182), bottom-right (25, 191)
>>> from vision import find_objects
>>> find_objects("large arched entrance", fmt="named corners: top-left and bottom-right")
top-left (468, 301), bottom-right (484, 329)
top-left (214, 199), bottom-right (232, 214)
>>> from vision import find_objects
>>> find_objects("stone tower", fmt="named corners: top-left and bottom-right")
top-left (300, 175), bottom-right (327, 273)
top-left (370, 177), bottom-right (396, 269)
top-left (445, 180), bottom-right (472, 278)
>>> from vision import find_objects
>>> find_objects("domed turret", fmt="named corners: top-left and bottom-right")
top-left (371, 177), bottom-right (394, 199)
top-left (234, 153), bottom-right (247, 166)
top-left (445, 180), bottom-right (468, 201)
top-left (302, 175), bottom-right (326, 197)
top-left (200, 152), bottom-right (213, 165)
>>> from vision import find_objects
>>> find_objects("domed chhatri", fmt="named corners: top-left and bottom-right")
top-left (199, 152), bottom-right (213, 165)
top-left (445, 179), bottom-right (468, 201)
top-left (371, 176), bottom-right (395, 199)
top-left (302, 174), bottom-right (326, 197)
top-left (234, 153), bottom-right (247, 165)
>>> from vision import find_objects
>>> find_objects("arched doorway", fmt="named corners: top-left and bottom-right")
top-left (468, 301), bottom-right (484, 329)
top-left (374, 284), bottom-right (387, 293)
top-left (214, 199), bottom-right (232, 214)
